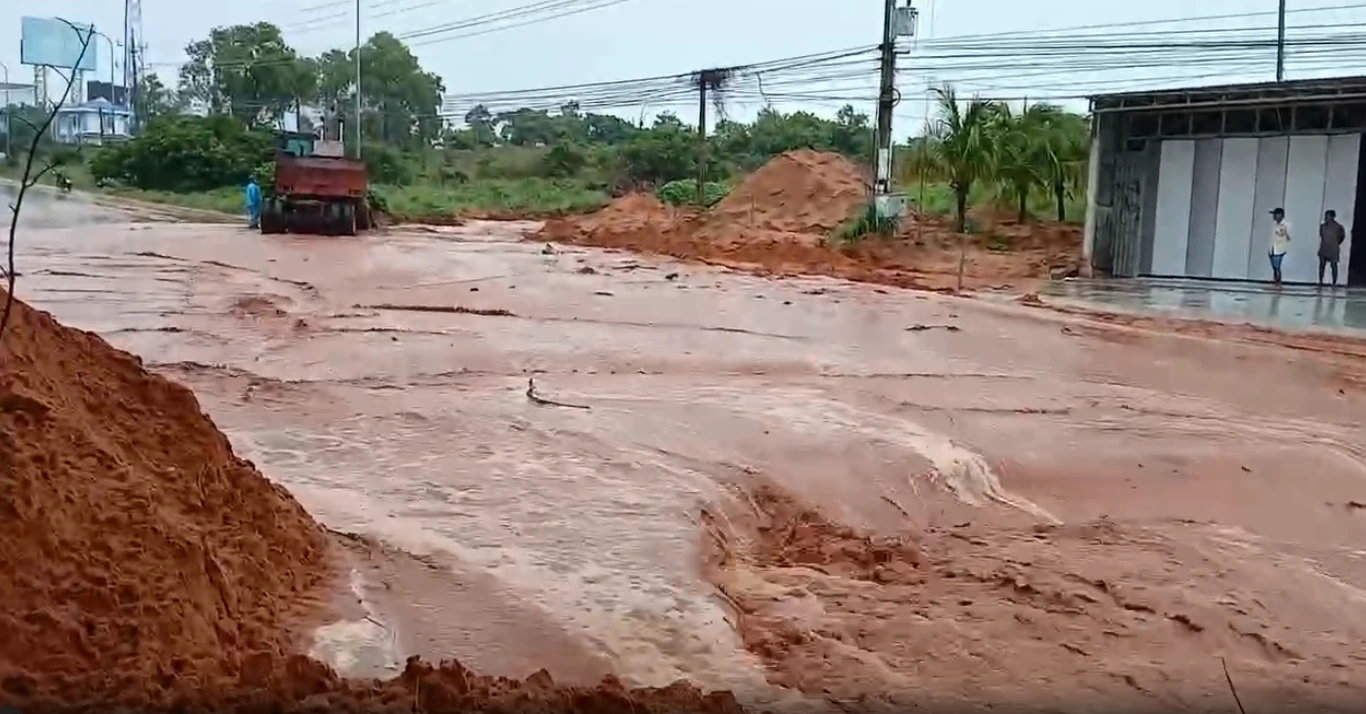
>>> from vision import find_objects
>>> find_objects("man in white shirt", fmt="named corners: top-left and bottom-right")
top-left (1269, 207), bottom-right (1291, 287)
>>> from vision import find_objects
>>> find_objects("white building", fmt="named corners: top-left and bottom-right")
top-left (1085, 76), bottom-right (1366, 286)
top-left (52, 97), bottom-right (132, 145)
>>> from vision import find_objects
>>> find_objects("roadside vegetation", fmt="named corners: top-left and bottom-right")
top-left (0, 23), bottom-right (1089, 229)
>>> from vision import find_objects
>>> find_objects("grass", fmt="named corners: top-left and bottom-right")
top-left (373, 178), bottom-right (609, 219)
top-left (107, 186), bottom-right (245, 214)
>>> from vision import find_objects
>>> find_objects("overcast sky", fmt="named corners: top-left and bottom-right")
top-left (4, 0), bottom-right (1365, 136)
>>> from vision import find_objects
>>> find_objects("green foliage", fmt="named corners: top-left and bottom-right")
top-left (656, 179), bottom-right (727, 207)
top-left (179, 23), bottom-right (314, 126)
top-left (89, 115), bottom-right (272, 191)
top-left (541, 144), bottom-right (588, 178)
top-left (907, 84), bottom-right (1090, 231)
top-left (618, 119), bottom-right (697, 186)
top-left (373, 178), bottom-right (608, 219)
top-left (361, 143), bottom-right (416, 185)
top-left (837, 203), bottom-right (899, 242)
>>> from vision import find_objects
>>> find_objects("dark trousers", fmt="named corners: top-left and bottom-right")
top-left (1319, 257), bottom-right (1339, 285)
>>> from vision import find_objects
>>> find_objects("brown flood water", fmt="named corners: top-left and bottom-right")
top-left (10, 196), bottom-right (1366, 712)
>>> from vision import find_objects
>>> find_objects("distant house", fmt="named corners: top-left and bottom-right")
top-left (52, 98), bottom-right (132, 145)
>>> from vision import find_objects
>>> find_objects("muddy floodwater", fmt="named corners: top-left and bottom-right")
top-left (9, 190), bottom-right (1366, 712)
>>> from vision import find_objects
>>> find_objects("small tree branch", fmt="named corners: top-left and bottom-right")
top-left (1, 18), bottom-right (93, 343)
top-left (1220, 657), bottom-right (1247, 714)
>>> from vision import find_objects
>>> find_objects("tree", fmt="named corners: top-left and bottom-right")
top-left (90, 115), bottom-right (272, 191)
top-left (929, 84), bottom-right (1001, 233)
top-left (463, 104), bottom-right (497, 146)
top-left (619, 119), bottom-right (696, 186)
top-left (134, 72), bottom-right (181, 120)
top-left (993, 104), bottom-right (1043, 224)
top-left (179, 23), bottom-right (314, 126)
top-left (1028, 105), bottom-right (1089, 222)
top-left (316, 32), bottom-right (445, 149)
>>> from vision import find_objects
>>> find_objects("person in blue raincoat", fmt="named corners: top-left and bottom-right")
top-left (245, 176), bottom-right (263, 229)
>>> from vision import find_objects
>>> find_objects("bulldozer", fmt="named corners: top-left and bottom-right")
top-left (259, 109), bottom-right (370, 236)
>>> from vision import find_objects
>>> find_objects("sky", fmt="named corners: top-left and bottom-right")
top-left (3, 0), bottom-right (1366, 138)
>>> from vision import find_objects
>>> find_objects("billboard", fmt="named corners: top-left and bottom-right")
top-left (20, 17), bottom-right (99, 71)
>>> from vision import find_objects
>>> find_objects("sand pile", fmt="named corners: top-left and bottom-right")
top-left (575, 192), bottom-right (676, 234)
top-left (0, 291), bottom-right (746, 713)
top-left (703, 149), bottom-right (868, 236)
top-left (0, 291), bottom-right (331, 707)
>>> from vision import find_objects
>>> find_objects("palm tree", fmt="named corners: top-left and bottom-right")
top-left (1028, 105), bottom-right (1089, 222)
top-left (929, 84), bottom-right (1000, 233)
top-left (992, 103), bottom-right (1045, 224)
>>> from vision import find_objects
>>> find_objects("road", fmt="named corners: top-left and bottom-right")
top-left (7, 188), bottom-right (1366, 712)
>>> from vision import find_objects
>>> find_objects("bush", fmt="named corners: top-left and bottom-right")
top-left (835, 202), bottom-right (897, 242)
top-left (656, 179), bottom-right (728, 207)
top-left (362, 143), bottom-right (416, 185)
top-left (89, 115), bottom-right (271, 192)
top-left (540, 144), bottom-right (587, 178)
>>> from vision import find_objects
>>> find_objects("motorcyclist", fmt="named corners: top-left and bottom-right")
top-left (54, 169), bottom-right (72, 193)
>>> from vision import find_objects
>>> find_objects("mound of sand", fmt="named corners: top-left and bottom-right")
top-left (0, 291), bottom-right (745, 713)
top-left (582, 193), bottom-right (674, 231)
top-left (0, 292), bottom-right (331, 706)
top-left (705, 149), bottom-right (869, 235)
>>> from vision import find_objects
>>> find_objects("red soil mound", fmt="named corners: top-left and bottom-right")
top-left (535, 151), bottom-right (1080, 292)
top-left (576, 192), bottom-right (676, 234)
top-left (0, 291), bottom-right (746, 713)
top-left (180, 654), bottom-right (744, 714)
top-left (703, 149), bottom-right (869, 237)
top-left (0, 291), bottom-right (331, 707)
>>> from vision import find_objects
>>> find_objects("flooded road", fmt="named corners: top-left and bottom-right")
top-left (8, 197), bottom-right (1366, 711)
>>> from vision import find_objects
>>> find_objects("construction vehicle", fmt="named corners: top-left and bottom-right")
top-left (259, 110), bottom-right (370, 236)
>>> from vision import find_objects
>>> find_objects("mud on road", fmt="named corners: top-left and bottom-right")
top-left (8, 211), bottom-right (1366, 713)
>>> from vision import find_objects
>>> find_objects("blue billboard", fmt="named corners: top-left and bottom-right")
top-left (20, 17), bottom-right (99, 72)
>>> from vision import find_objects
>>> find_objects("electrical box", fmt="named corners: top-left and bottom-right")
top-left (893, 6), bottom-right (919, 37)
top-left (875, 193), bottom-right (907, 220)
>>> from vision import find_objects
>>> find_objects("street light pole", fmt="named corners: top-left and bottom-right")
top-left (1, 61), bottom-right (10, 160)
top-left (354, 0), bottom-right (362, 158)
top-left (1276, 0), bottom-right (1287, 81)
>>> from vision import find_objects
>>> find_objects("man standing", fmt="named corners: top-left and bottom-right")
top-left (245, 176), bottom-right (263, 230)
top-left (1269, 207), bottom-right (1291, 286)
top-left (1318, 209), bottom-right (1347, 287)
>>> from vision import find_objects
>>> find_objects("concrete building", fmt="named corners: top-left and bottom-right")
top-left (52, 98), bottom-right (132, 145)
top-left (1083, 76), bottom-right (1366, 286)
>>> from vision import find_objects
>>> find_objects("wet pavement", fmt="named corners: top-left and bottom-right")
top-left (1037, 276), bottom-right (1366, 335)
top-left (6, 192), bottom-right (1366, 710)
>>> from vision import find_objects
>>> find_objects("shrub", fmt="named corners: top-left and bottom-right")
top-left (656, 179), bottom-right (728, 207)
top-left (89, 115), bottom-right (271, 192)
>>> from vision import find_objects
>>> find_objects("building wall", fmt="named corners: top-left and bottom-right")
top-left (53, 107), bottom-right (132, 145)
top-left (1144, 132), bottom-right (1360, 284)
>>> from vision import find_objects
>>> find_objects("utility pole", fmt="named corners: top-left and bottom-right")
top-left (354, 0), bottom-right (362, 157)
top-left (693, 68), bottom-right (727, 206)
top-left (2, 61), bottom-right (10, 160)
top-left (874, 0), bottom-right (898, 199)
top-left (872, 0), bottom-right (916, 221)
top-left (1275, 0), bottom-right (1287, 82)
top-left (696, 75), bottom-right (707, 206)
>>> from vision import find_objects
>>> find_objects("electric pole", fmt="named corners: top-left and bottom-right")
top-left (874, 0), bottom-right (898, 199)
top-left (873, 0), bottom-right (916, 221)
top-left (354, 0), bottom-right (362, 157)
top-left (696, 77), bottom-right (707, 205)
top-left (1275, 0), bottom-right (1287, 82)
